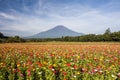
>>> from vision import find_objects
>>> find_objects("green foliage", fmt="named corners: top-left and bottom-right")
top-left (0, 32), bottom-right (26, 43)
top-left (0, 32), bottom-right (4, 38)
top-left (111, 31), bottom-right (120, 41)
top-left (0, 38), bottom-right (5, 43)
top-left (104, 28), bottom-right (111, 35)
top-left (6, 36), bottom-right (26, 43)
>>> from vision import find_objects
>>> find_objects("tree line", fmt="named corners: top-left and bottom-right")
top-left (0, 28), bottom-right (120, 43)
top-left (0, 32), bottom-right (25, 43)
top-left (27, 28), bottom-right (120, 42)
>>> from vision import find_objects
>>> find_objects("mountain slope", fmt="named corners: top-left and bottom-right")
top-left (29, 25), bottom-right (84, 38)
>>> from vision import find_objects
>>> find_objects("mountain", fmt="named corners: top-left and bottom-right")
top-left (28, 25), bottom-right (84, 38)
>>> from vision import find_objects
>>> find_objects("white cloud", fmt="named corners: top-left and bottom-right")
top-left (0, 0), bottom-right (120, 37)
top-left (0, 12), bottom-right (16, 20)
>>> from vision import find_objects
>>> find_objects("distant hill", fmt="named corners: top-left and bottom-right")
top-left (28, 25), bottom-right (84, 38)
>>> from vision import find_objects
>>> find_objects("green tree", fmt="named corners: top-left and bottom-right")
top-left (104, 28), bottom-right (111, 35)
top-left (0, 32), bottom-right (4, 38)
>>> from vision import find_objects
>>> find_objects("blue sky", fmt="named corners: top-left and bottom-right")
top-left (0, 0), bottom-right (120, 37)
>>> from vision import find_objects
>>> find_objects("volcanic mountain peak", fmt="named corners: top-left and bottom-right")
top-left (28, 25), bottom-right (84, 38)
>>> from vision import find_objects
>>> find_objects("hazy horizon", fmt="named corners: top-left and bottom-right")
top-left (0, 0), bottom-right (120, 37)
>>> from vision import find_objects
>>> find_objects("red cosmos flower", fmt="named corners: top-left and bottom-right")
top-left (27, 69), bottom-right (31, 73)
top-left (113, 57), bottom-right (118, 61)
top-left (62, 71), bottom-right (67, 75)
top-left (66, 63), bottom-right (71, 67)
top-left (13, 69), bottom-right (18, 73)
top-left (27, 59), bottom-right (32, 65)
top-left (17, 69), bottom-right (21, 72)
top-left (27, 69), bottom-right (31, 76)
top-left (49, 65), bottom-right (57, 74)
top-left (91, 68), bottom-right (98, 74)
top-left (20, 73), bottom-right (23, 77)
top-left (73, 65), bottom-right (78, 69)
top-left (50, 53), bottom-right (54, 57)
top-left (37, 62), bottom-right (43, 67)
top-left (29, 61), bottom-right (32, 65)
top-left (49, 65), bottom-right (53, 69)
top-left (53, 70), bottom-right (57, 74)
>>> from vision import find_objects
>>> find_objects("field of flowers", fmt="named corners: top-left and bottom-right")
top-left (0, 42), bottom-right (120, 80)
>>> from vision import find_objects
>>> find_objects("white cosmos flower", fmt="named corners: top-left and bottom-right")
top-left (111, 74), bottom-right (117, 79)
top-left (38, 72), bottom-right (42, 74)
top-left (36, 68), bottom-right (39, 70)
top-left (94, 69), bottom-right (98, 72)
top-left (73, 75), bottom-right (76, 78)
top-left (52, 68), bottom-right (55, 71)
top-left (99, 70), bottom-right (103, 73)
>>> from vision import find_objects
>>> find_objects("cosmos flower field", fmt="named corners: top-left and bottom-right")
top-left (0, 42), bottom-right (120, 80)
